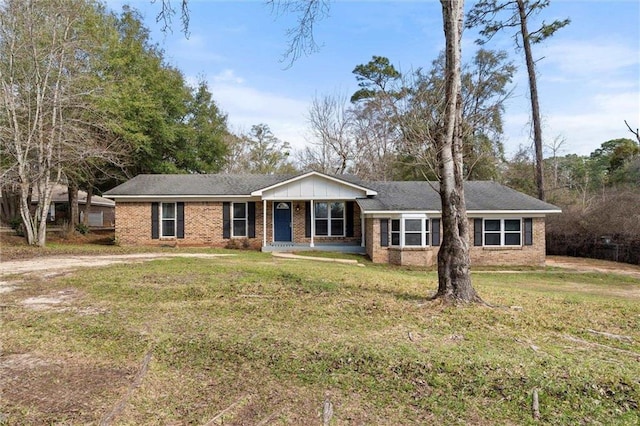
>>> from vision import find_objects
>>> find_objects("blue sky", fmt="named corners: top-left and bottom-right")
top-left (111, 0), bottom-right (640, 158)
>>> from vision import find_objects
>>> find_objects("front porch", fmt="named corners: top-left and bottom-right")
top-left (262, 242), bottom-right (366, 254)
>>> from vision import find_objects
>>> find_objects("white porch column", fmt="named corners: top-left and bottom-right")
top-left (262, 199), bottom-right (267, 247)
top-left (361, 214), bottom-right (365, 247)
top-left (310, 199), bottom-right (315, 248)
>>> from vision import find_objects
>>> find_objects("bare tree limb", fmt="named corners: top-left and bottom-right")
top-left (267, 0), bottom-right (330, 67)
top-left (624, 119), bottom-right (640, 145)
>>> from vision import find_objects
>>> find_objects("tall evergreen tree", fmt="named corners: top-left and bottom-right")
top-left (467, 0), bottom-right (570, 201)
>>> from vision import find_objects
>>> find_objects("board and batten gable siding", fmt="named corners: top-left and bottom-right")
top-left (259, 174), bottom-right (368, 200)
top-left (114, 201), bottom-right (263, 248)
top-left (367, 216), bottom-right (547, 267)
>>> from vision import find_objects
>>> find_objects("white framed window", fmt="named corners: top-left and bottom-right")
top-left (390, 217), bottom-right (430, 247)
top-left (161, 202), bottom-right (176, 237)
top-left (232, 202), bottom-right (247, 237)
top-left (315, 201), bottom-right (345, 236)
top-left (391, 219), bottom-right (401, 246)
top-left (484, 218), bottom-right (521, 246)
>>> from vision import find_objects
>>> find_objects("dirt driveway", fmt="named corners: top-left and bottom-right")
top-left (0, 253), bottom-right (233, 294)
top-left (546, 255), bottom-right (640, 279)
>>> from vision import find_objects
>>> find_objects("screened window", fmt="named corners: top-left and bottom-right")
top-left (483, 219), bottom-right (521, 246)
top-left (315, 201), bottom-right (345, 236)
top-left (232, 202), bottom-right (247, 237)
top-left (161, 202), bottom-right (176, 237)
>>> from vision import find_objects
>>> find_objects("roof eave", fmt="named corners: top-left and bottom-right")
top-left (360, 209), bottom-right (562, 215)
top-left (250, 171), bottom-right (377, 196)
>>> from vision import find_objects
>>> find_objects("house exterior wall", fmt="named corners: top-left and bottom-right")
top-left (257, 201), bottom-right (361, 245)
top-left (469, 217), bottom-right (546, 266)
top-left (366, 218), bottom-right (390, 263)
top-left (367, 216), bottom-right (547, 267)
top-left (115, 200), bottom-right (362, 248)
top-left (115, 201), bottom-right (263, 248)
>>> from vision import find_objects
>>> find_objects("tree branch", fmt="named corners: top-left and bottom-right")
top-left (624, 119), bottom-right (640, 145)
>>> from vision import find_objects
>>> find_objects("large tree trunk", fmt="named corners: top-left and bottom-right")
top-left (432, 0), bottom-right (481, 303)
top-left (517, 0), bottom-right (545, 201)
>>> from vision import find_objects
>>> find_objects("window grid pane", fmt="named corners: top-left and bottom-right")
top-left (485, 219), bottom-right (501, 231)
top-left (405, 233), bottom-right (422, 246)
top-left (162, 220), bottom-right (175, 237)
top-left (315, 219), bottom-right (328, 236)
top-left (391, 233), bottom-right (400, 246)
top-left (484, 233), bottom-right (501, 245)
top-left (162, 203), bottom-right (175, 219)
top-left (505, 220), bottom-right (521, 231)
top-left (505, 233), bottom-right (521, 245)
top-left (330, 202), bottom-right (344, 218)
top-left (315, 202), bottom-right (328, 218)
top-left (233, 203), bottom-right (246, 219)
top-left (330, 219), bottom-right (344, 236)
top-left (233, 220), bottom-right (246, 237)
top-left (405, 219), bottom-right (422, 232)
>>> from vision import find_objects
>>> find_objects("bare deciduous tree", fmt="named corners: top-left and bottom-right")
top-left (0, 0), bottom-right (121, 246)
top-left (305, 93), bottom-right (355, 174)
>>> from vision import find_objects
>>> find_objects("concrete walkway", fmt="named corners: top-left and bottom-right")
top-left (271, 252), bottom-right (362, 265)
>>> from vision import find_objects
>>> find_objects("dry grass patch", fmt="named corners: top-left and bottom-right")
top-left (0, 251), bottom-right (638, 425)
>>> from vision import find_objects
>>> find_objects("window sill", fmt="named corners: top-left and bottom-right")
top-left (389, 246), bottom-right (434, 251)
top-left (481, 246), bottom-right (522, 251)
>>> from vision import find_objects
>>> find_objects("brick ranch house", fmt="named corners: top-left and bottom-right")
top-left (104, 171), bottom-right (561, 267)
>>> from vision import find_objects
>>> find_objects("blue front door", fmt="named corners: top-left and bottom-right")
top-left (274, 202), bottom-right (292, 242)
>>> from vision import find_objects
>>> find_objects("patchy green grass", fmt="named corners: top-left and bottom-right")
top-left (291, 250), bottom-right (370, 263)
top-left (1, 250), bottom-right (638, 425)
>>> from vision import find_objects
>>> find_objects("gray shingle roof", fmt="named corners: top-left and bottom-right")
top-left (104, 173), bottom-right (560, 212)
top-left (358, 180), bottom-right (560, 212)
top-left (104, 174), bottom-right (297, 196)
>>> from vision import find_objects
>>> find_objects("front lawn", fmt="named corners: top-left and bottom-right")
top-left (1, 249), bottom-right (638, 424)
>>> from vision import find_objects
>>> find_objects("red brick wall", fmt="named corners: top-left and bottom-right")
top-left (115, 200), bottom-right (363, 248)
top-left (115, 201), bottom-right (263, 248)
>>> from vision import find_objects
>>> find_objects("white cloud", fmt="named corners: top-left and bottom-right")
top-left (205, 73), bottom-right (310, 150)
top-left (212, 69), bottom-right (244, 84)
top-left (541, 40), bottom-right (639, 79)
top-left (503, 91), bottom-right (640, 157)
